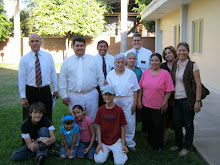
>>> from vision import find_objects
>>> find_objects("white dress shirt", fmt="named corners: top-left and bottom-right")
top-left (107, 68), bottom-right (140, 97)
top-left (95, 53), bottom-right (115, 75)
top-left (125, 47), bottom-right (152, 72)
top-left (18, 50), bottom-right (58, 98)
top-left (59, 54), bottom-right (105, 99)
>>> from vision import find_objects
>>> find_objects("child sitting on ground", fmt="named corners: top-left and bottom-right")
top-left (60, 114), bottom-right (79, 159)
top-left (11, 102), bottom-right (57, 165)
top-left (72, 105), bottom-right (96, 159)
top-left (94, 86), bottom-right (128, 165)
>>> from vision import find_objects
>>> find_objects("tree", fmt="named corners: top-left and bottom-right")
top-left (0, 0), bottom-right (13, 41)
top-left (133, 0), bottom-right (155, 32)
top-left (10, 10), bottom-right (36, 37)
top-left (27, 0), bottom-right (107, 56)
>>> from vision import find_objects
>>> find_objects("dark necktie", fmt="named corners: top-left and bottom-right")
top-left (102, 56), bottom-right (107, 79)
top-left (35, 53), bottom-right (42, 87)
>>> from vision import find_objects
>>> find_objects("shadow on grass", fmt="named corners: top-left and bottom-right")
top-left (0, 64), bottom-right (20, 108)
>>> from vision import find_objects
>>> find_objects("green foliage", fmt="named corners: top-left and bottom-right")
top-left (133, 0), bottom-right (155, 32)
top-left (29, 0), bottom-right (107, 37)
top-left (10, 10), bottom-right (36, 37)
top-left (0, 0), bottom-right (13, 41)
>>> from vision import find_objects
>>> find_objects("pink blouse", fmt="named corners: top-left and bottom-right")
top-left (139, 69), bottom-right (175, 109)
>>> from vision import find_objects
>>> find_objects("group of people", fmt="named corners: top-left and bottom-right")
top-left (11, 33), bottom-right (202, 164)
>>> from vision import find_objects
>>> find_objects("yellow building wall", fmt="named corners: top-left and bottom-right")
top-left (187, 0), bottom-right (220, 91)
top-left (160, 9), bottom-right (181, 49)
top-left (159, 0), bottom-right (220, 91)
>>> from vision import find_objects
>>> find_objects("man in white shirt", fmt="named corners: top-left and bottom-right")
top-left (59, 37), bottom-right (104, 121)
top-left (95, 40), bottom-right (115, 106)
top-left (18, 34), bottom-right (58, 121)
top-left (125, 33), bottom-right (153, 72)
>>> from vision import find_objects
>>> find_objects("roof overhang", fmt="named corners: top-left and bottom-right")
top-left (141, 0), bottom-right (195, 21)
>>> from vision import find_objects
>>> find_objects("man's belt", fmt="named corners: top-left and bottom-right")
top-left (69, 88), bottom-right (95, 95)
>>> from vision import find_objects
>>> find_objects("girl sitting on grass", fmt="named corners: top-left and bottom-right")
top-left (72, 105), bottom-right (96, 160)
top-left (60, 114), bottom-right (79, 159)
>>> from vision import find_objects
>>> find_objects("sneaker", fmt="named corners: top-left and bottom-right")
top-left (158, 147), bottom-right (164, 154)
top-left (36, 155), bottom-right (45, 165)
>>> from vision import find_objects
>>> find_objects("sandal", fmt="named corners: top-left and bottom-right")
top-left (170, 146), bottom-right (179, 151)
top-left (178, 149), bottom-right (190, 156)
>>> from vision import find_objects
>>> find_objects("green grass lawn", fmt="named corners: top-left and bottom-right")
top-left (0, 63), bottom-right (206, 165)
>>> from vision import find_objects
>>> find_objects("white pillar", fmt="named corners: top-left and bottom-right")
top-left (120, 0), bottom-right (128, 53)
top-left (14, 0), bottom-right (21, 63)
top-left (180, 5), bottom-right (188, 42)
top-left (155, 19), bottom-right (162, 54)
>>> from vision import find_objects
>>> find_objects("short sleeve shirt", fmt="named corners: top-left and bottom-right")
top-left (95, 104), bottom-right (127, 145)
top-left (60, 123), bottom-right (79, 148)
top-left (107, 68), bottom-right (140, 97)
top-left (21, 116), bottom-right (54, 140)
top-left (75, 116), bottom-right (93, 142)
top-left (139, 69), bottom-right (175, 109)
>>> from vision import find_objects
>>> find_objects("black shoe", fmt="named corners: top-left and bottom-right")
top-left (148, 145), bottom-right (153, 150)
top-left (48, 149), bottom-right (60, 157)
top-left (53, 142), bottom-right (60, 148)
top-left (158, 147), bottom-right (164, 154)
top-left (36, 155), bottom-right (45, 165)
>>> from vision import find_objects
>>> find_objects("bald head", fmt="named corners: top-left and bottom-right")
top-left (29, 34), bottom-right (42, 53)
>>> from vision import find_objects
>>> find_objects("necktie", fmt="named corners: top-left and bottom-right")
top-left (102, 56), bottom-right (107, 79)
top-left (77, 57), bottom-right (83, 92)
top-left (35, 53), bottom-right (42, 87)
top-left (135, 50), bottom-right (138, 66)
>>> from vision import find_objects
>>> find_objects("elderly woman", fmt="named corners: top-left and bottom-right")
top-left (170, 42), bottom-right (202, 156)
top-left (161, 46), bottom-right (177, 142)
top-left (138, 53), bottom-right (174, 153)
top-left (106, 54), bottom-right (140, 151)
top-left (126, 52), bottom-right (143, 82)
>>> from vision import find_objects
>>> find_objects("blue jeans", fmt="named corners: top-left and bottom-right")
top-left (77, 141), bottom-right (97, 159)
top-left (173, 98), bottom-right (195, 150)
top-left (60, 144), bottom-right (78, 158)
top-left (11, 127), bottom-right (49, 161)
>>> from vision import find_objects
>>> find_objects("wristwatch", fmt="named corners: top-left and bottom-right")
top-left (196, 100), bottom-right (201, 102)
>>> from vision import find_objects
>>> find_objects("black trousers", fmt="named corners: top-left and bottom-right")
top-left (143, 106), bottom-right (164, 149)
top-left (23, 85), bottom-right (52, 121)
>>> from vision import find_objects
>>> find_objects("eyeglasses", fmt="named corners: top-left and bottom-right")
top-left (133, 40), bottom-right (141, 42)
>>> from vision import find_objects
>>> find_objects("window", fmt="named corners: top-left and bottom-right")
top-left (174, 25), bottom-right (180, 48)
top-left (192, 20), bottom-right (203, 54)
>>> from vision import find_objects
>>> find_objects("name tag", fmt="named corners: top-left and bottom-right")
top-left (141, 60), bottom-right (146, 64)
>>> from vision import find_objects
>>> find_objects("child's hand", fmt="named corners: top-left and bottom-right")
top-left (66, 149), bottom-right (71, 156)
top-left (69, 149), bottom-right (74, 156)
top-left (122, 145), bottom-right (129, 154)
top-left (30, 140), bottom-right (39, 152)
top-left (83, 147), bottom-right (90, 154)
top-left (95, 144), bottom-right (103, 154)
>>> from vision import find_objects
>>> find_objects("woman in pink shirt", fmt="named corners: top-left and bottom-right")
top-left (138, 53), bottom-right (175, 153)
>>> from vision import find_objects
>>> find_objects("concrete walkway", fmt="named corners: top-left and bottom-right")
top-left (194, 90), bottom-right (220, 165)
